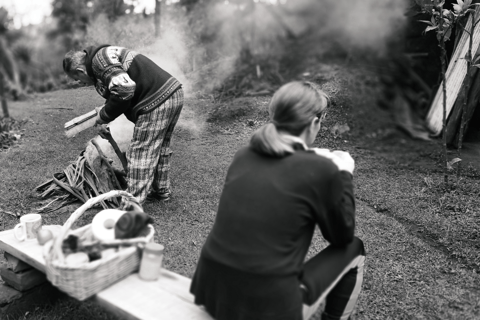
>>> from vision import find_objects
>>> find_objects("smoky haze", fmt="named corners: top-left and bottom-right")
top-left (85, 0), bottom-right (407, 92)
top-left (82, 0), bottom-right (406, 144)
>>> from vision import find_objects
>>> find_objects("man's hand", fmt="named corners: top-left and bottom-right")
top-left (97, 124), bottom-right (110, 140)
top-left (95, 106), bottom-right (108, 126)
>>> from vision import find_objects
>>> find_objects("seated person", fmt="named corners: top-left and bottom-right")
top-left (190, 81), bottom-right (365, 320)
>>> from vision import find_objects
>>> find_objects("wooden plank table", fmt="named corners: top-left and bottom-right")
top-left (0, 228), bottom-right (48, 273)
top-left (0, 228), bottom-right (213, 320)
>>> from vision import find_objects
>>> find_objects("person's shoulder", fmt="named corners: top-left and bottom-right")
top-left (92, 44), bottom-right (112, 55)
top-left (230, 146), bottom-right (271, 167)
top-left (291, 150), bottom-right (338, 172)
top-left (232, 146), bottom-right (252, 159)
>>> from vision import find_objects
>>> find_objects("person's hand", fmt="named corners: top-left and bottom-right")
top-left (332, 150), bottom-right (355, 174)
top-left (95, 106), bottom-right (108, 126)
top-left (97, 124), bottom-right (110, 139)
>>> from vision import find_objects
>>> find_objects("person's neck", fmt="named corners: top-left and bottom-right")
top-left (298, 131), bottom-right (310, 148)
top-left (279, 132), bottom-right (309, 150)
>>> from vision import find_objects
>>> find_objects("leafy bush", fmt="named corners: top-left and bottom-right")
top-left (0, 116), bottom-right (27, 151)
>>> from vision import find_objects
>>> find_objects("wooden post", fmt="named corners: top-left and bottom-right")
top-left (0, 71), bottom-right (9, 118)
top-left (451, 70), bottom-right (480, 147)
top-left (438, 6), bottom-right (449, 187)
top-left (445, 66), bottom-right (480, 146)
top-left (98, 126), bottom-right (128, 173)
top-left (457, 9), bottom-right (479, 179)
top-left (154, 0), bottom-right (162, 38)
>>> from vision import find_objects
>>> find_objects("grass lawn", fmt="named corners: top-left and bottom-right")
top-left (1, 61), bottom-right (480, 319)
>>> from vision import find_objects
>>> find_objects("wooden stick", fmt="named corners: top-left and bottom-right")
top-left (98, 126), bottom-right (128, 173)
top-left (65, 109), bottom-right (99, 138)
top-left (91, 139), bottom-right (122, 190)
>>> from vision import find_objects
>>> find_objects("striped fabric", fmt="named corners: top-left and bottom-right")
top-left (92, 46), bottom-right (138, 101)
top-left (120, 88), bottom-right (184, 207)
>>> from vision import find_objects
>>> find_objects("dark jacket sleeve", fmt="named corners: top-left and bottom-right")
top-left (100, 95), bottom-right (132, 122)
top-left (317, 170), bottom-right (356, 247)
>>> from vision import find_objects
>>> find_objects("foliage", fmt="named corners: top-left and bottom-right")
top-left (35, 153), bottom-right (122, 213)
top-left (3, 0), bottom-right (407, 98)
top-left (417, 0), bottom-right (480, 182)
top-left (92, 0), bottom-right (134, 21)
top-left (0, 7), bottom-right (12, 34)
top-left (0, 116), bottom-right (27, 151)
top-left (416, 0), bottom-right (456, 186)
top-left (83, 13), bottom-right (155, 49)
top-left (50, 0), bottom-right (136, 48)
top-left (453, 0), bottom-right (475, 14)
top-left (417, 2), bottom-right (455, 41)
top-left (50, 0), bottom-right (92, 48)
top-left (12, 24), bottom-right (67, 93)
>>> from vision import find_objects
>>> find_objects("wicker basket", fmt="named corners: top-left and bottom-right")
top-left (44, 190), bottom-right (154, 301)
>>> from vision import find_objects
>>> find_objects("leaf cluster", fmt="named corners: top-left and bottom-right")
top-left (416, 0), bottom-right (480, 42)
top-left (0, 117), bottom-right (27, 151)
top-left (35, 153), bottom-right (122, 213)
top-left (0, 7), bottom-right (12, 34)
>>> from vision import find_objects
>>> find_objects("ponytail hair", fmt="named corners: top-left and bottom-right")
top-left (250, 81), bottom-right (328, 157)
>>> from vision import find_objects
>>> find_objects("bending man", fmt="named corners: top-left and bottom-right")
top-left (63, 45), bottom-right (184, 206)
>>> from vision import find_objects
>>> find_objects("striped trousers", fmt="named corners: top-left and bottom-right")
top-left (122, 88), bottom-right (184, 206)
top-left (302, 237), bottom-right (366, 320)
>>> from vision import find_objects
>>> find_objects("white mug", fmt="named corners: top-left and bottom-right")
top-left (14, 214), bottom-right (42, 241)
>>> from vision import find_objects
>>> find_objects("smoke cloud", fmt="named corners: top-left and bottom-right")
top-left (318, 0), bottom-right (408, 54)
top-left (84, 0), bottom-right (408, 90)
top-left (82, 0), bottom-right (407, 147)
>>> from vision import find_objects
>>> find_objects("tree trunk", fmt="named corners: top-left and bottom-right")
top-left (154, 0), bottom-right (162, 38)
top-left (0, 72), bottom-right (9, 118)
top-left (0, 36), bottom-right (21, 98)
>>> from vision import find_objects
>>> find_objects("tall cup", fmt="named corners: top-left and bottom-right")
top-left (14, 214), bottom-right (42, 241)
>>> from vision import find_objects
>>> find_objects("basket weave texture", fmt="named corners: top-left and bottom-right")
top-left (44, 190), bottom-right (154, 301)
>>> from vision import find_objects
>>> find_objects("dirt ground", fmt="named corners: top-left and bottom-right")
top-left (1, 60), bottom-right (480, 319)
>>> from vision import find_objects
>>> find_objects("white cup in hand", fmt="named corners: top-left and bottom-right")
top-left (312, 148), bottom-right (332, 157)
top-left (311, 148), bottom-right (355, 174)
top-left (332, 151), bottom-right (355, 174)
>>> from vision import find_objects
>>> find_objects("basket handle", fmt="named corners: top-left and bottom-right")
top-left (50, 190), bottom-right (139, 264)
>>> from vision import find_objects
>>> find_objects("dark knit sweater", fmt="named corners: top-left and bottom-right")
top-left (191, 146), bottom-right (356, 319)
top-left (202, 146), bottom-right (355, 275)
top-left (84, 45), bottom-right (182, 123)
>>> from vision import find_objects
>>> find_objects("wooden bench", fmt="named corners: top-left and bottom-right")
top-left (0, 228), bottom-right (213, 320)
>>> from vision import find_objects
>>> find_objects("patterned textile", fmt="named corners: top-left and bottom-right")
top-left (84, 45), bottom-right (182, 123)
top-left (121, 88), bottom-right (184, 207)
top-left (136, 77), bottom-right (181, 114)
top-left (92, 46), bottom-right (138, 102)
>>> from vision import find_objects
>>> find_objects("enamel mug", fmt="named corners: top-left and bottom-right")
top-left (14, 214), bottom-right (42, 241)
